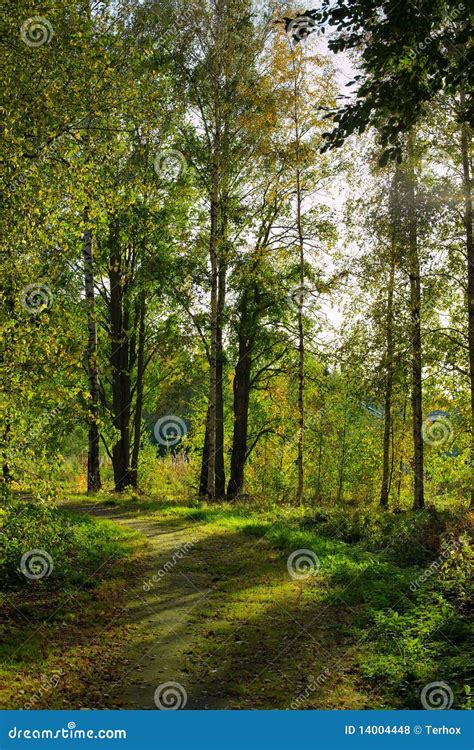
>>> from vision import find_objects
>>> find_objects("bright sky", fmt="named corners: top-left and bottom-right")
top-left (301, 27), bottom-right (359, 336)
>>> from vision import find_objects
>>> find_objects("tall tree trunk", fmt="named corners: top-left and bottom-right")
top-left (82, 209), bottom-right (101, 493)
top-left (405, 147), bottom-right (425, 510)
top-left (292, 53), bottom-right (305, 505)
top-left (228, 291), bottom-right (253, 499)
top-left (199, 407), bottom-right (210, 497)
top-left (315, 433), bottom-right (323, 503)
top-left (380, 236), bottom-right (396, 508)
top-left (2, 255), bottom-right (14, 486)
top-left (460, 90), bottom-right (474, 507)
top-left (395, 391), bottom-right (408, 509)
top-left (296, 165), bottom-right (305, 504)
top-left (337, 400), bottom-right (348, 503)
top-left (109, 230), bottom-right (133, 492)
top-left (130, 292), bottom-right (146, 488)
top-left (207, 166), bottom-right (219, 499)
top-left (215, 261), bottom-right (226, 498)
top-left (2, 422), bottom-right (12, 485)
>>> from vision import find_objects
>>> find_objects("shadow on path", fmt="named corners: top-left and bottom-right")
top-left (71, 506), bottom-right (375, 710)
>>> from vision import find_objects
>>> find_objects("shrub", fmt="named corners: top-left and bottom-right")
top-left (301, 506), bottom-right (465, 566)
top-left (436, 531), bottom-right (473, 603)
top-left (0, 500), bottom-right (133, 589)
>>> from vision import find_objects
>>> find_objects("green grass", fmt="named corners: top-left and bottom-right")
top-left (69, 491), bottom-right (472, 709)
top-left (0, 498), bottom-right (146, 709)
top-left (3, 491), bottom-right (470, 709)
top-left (0, 500), bottom-right (137, 589)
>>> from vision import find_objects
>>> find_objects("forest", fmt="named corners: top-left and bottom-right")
top-left (0, 0), bottom-right (473, 712)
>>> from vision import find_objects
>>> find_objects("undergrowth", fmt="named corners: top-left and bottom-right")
top-left (0, 500), bottom-right (137, 589)
top-left (34, 493), bottom-right (474, 708)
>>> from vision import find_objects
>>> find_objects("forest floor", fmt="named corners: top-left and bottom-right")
top-left (1, 495), bottom-right (469, 710)
top-left (72, 502), bottom-right (377, 710)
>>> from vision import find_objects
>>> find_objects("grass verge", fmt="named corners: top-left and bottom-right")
top-left (0, 499), bottom-right (147, 709)
top-left (65, 492), bottom-right (472, 709)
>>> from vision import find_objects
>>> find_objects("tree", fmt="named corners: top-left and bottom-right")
top-left (307, 1), bottom-right (474, 506)
top-left (398, 143), bottom-right (426, 510)
top-left (379, 180), bottom-right (398, 509)
top-left (268, 33), bottom-right (337, 502)
top-left (459, 91), bottom-right (474, 506)
top-left (176, 0), bottom-right (272, 498)
top-left (305, 0), bottom-right (474, 158)
top-left (82, 208), bottom-right (102, 492)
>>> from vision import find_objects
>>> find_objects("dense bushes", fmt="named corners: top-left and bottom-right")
top-left (152, 497), bottom-right (472, 708)
top-left (0, 500), bottom-right (134, 589)
top-left (300, 505), bottom-right (470, 566)
top-left (294, 505), bottom-right (472, 709)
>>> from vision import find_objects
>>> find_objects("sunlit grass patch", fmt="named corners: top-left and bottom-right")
top-left (48, 493), bottom-right (473, 709)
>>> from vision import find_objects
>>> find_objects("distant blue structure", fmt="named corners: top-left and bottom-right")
top-left (426, 409), bottom-right (450, 420)
top-left (425, 409), bottom-right (459, 458)
top-left (361, 402), bottom-right (384, 419)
